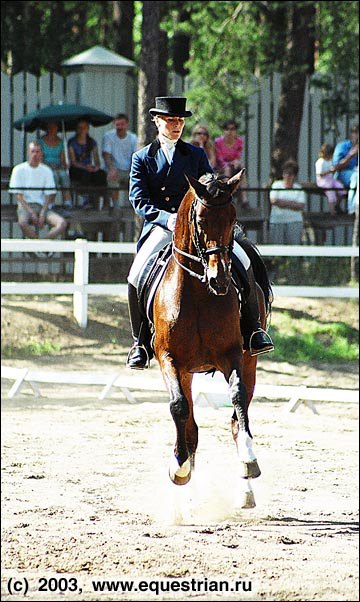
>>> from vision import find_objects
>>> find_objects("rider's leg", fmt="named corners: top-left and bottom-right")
top-left (233, 241), bottom-right (274, 356)
top-left (127, 282), bottom-right (150, 369)
top-left (241, 265), bottom-right (274, 356)
top-left (126, 227), bottom-right (172, 369)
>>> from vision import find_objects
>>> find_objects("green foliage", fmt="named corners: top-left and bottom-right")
top-left (162, 1), bottom-right (359, 135)
top-left (1, 1), bottom-right (114, 74)
top-left (2, 340), bottom-right (61, 358)
top-left (269, 311), bottom-right (359, 363)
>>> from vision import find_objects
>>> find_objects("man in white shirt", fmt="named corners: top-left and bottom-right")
top-left (269, 160), bottom-right (306, 244)
top-left (9, 142), bottom-right (67, 243)
top-left (102, 113), bottom-right (137, 207)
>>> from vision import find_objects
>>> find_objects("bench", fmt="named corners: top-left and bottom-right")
top-left (303, 212), bottom-right (355, 245)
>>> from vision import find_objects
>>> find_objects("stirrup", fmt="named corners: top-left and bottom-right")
top-left (126, 343), bottom-right (150, 369)
top-left (249, 328), bottom-right (274, 357)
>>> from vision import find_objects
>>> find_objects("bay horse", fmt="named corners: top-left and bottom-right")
top-left (152, 170), bottom-right (272, 508)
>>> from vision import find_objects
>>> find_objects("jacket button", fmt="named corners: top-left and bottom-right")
top-left (161, 187), bottom-right (166, 191)
top-left (165, 196), bottom-right (170, 201)
top-left (171, 207), bottom-right (176, 212)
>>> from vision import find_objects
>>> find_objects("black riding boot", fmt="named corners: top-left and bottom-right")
top-left (126, 283), bottom-right (150, 369)
top-left (241, 266), bottom-right (274, 356)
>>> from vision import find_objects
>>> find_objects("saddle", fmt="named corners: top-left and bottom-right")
top-left (137, 243), bottom-right (172, 323)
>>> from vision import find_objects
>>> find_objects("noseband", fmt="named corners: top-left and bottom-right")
top-left (172, 194), bottom-right (234, 283)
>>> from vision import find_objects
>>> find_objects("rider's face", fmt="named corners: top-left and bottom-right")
top-left (156, 116), bottom-right (185, 141)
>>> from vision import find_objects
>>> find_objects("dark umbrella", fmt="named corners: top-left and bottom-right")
top-left (13, 103), bottom-right (113, 132)
top-left (13, 102), bottom-right (113, 165)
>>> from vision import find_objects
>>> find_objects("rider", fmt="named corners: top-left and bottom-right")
top-left (127, 97), bottom-right (274, 369)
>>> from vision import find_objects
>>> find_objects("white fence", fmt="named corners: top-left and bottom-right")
top-left (1, 239), bottom-right (359, 328)
top-left (2, 365), bottom-right (358, 414)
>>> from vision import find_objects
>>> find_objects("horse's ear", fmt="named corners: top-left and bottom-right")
top-left (227, 169), bottom-right (246, 194)
top-left (185, 174), bottom-right (210, 200)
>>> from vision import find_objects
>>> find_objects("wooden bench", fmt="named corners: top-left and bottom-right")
top-left (303, 212), bottom-right (355, 245)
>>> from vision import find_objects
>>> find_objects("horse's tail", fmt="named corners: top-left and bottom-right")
top-left (235, 226), bottom-right (273, 316)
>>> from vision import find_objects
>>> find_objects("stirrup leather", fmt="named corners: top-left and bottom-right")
top-left (126, 342), bottom-right (150, 369)
top-left (249, 328), bottom-right (274, 357)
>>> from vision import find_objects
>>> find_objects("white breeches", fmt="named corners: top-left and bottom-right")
top-left (127, 226), bottom-right (250, 287)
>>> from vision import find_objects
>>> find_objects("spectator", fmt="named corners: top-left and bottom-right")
top-left (347, 166), bottom-right (358, 215)
top-left (269, 160), bottom-right (305, 244)
top-left (215, 119), bottom-right (249, 207)
top-left (102, 113), bottom-right (137, 207)
top-left (332, 124), bottom-right (358, 188)
top-left (9, 141), bottom-right (67, 252)
top-left (315, 143), bottom-right (347, 215)
top-left (190, 124), bottom-right (216, 168)
top-left (68, 119), bottom-right (107, 207)
top-left (38, 120), bottom-right (72, 208)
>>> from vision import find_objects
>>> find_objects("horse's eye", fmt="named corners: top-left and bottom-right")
top-left (198, 218), bottom-right (207, 226)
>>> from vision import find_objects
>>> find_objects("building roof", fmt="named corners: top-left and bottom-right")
top-left (62, 45), bottom-right (135, 68)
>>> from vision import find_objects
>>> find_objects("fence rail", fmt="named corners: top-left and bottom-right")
top-left (1, 239), bottom-right (359, 328)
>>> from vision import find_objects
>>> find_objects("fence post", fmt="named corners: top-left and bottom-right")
top-left (73, 238), bottom-right (89, 328)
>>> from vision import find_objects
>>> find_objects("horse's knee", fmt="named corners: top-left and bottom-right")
top-left (170, 395), bottom-right (189, 422)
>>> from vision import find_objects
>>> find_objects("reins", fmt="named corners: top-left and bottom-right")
top-left (172, 194), bottom-right (234, 283)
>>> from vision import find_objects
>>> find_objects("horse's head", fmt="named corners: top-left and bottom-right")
top-left (184, 170), bottom-right (244, 295)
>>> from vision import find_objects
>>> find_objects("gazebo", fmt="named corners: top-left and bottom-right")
top-left (62, 46), bottom-right (137, 129)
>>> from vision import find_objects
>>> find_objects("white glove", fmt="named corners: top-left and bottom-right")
top-left (167, 213), bottom-right (177, 231)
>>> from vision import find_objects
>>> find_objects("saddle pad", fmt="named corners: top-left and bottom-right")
top-left (137, 243), bottom-right (172, 323)
top-left (231, 252), bottom-right (250, 300)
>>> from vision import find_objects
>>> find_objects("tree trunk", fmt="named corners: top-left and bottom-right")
top-left (158, 29), bottom-right (168, 97)
top-left (137, 1), bottom-right (162, 148)
top-left (135, 1), bottom-right (163, 238)
top-left (112, 1), bottom-right (134, 60)
top-left (271, 3), bottom-right (316, 180)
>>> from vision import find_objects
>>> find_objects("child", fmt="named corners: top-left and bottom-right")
top-left (315, 144), bottom-right (347, 215)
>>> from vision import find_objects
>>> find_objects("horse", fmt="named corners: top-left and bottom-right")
top-left (152, 170), bottom-right (272, 508)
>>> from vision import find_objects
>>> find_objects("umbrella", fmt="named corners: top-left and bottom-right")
top-left (13, 103), bottom-right (113, 132)
top-left (13, 102), bottom-right (113, 166)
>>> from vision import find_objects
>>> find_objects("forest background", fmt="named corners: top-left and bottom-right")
top-left (2, 1), bottom-right (359, 178)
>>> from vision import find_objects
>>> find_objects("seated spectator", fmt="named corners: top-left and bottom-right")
top-left (269, 160), bottom-right (305, 245)
top-left (38, 120), bottom-right (72, 208)
top-left (102, 113), bottom-right (137, 207)
top-left (9, 141), bottom-right (67, 252)
top-left (190, 124), bottom-right (216, 168)
top-left (347, 167), bottom-right (358, 215)
top-left (215, 119), bottom-right (249, 207)
top-left (333, 124), bottom-right (358, 189)
top-left (68, 119), bottom-right (107, 207)
top-left (315, 143), bottom-right (347, 215)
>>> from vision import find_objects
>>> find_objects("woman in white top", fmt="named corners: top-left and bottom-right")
top-left (315, 143), bottom-right (347, 215)
top-left (269, 160), bottom-right (305, 245)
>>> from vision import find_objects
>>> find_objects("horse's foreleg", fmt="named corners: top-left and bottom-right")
top-left (159, 357), bottom-right (192, 485)
top-left (228, 366), bottom-right (261, 491)
top-left (182, 373), bottom-right (198, 471)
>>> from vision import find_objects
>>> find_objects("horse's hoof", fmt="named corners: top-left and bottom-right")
top-left (241, 490), bottom-right (256, 509)
top-left (169, 458), bottom-right (191, 486)
top-left (241, 460), bottom-right (261, 479)
top-left (169, 470), bottom-right (191, 486)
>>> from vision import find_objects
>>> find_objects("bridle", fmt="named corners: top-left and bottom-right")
top-left (172, 194), bottom-right (234, 283)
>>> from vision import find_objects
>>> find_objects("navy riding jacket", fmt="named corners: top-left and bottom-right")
top-left (129, 138), bottom-right (213, 248)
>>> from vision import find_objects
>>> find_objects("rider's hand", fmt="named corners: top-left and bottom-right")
top-left (167, 213), bottom-right (177, 231)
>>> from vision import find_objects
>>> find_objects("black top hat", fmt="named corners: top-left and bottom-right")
top-left (149, 97), bottom-right (192, 117)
